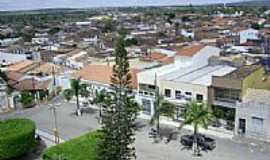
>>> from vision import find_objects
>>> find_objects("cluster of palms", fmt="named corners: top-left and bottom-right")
top-left (150, 94), bottom-right (215, 156)
top-left (63, 79), bottom-right (90, 116)
top-left (63, 79), bottom-right (214, 157)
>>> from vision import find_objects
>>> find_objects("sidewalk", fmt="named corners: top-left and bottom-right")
top-left (36, 129), bottom-right (65, 147)
top-left (68, 101), bottom-right (234, 139)
top-left (138, 114), bottom-right (234, 139)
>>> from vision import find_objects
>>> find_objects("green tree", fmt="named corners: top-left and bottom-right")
top-left (79, 83), bottom-right (90, 98)
top-left (92, 89), bottom-right (106, 124)
top-left (125, 38), bottom-right (138, 47)
top-left (102, 18), bottom-right (115, 33)
top-left (97, 37), bottom-right (140, 160)
top-left (180, 101), bottom-right (214, 156)
top-left (70, 79), bottom-right (82, 116)
top-left (63, 89), bottom-right (74, 102)
top-left (150, 95), bottom-right (176, 135)
top-left (48, 27), bottom-right (61, 36)
top-left (20, 91), bottom-right (35, 108)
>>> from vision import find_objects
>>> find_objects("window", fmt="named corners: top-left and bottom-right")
top-left (215, 88), bottom-right (241, 103)
top-left (185, 92), bottom-right (192, 101)
top-left (165, 89), bottom-right (171, 97)
top-left (175, 90), bottom-right (182, 99)
top-left (252, 117), bottom-right (264, 134)
top-left (196, 94), bottom-right (204, 102)
top-left (148, 85), bottom-right (156, 90)
top-left (142, 99), bottom-right (151, 115)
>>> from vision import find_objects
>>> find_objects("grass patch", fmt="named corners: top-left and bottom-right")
top-left (42, 131), bottom-right (101, 160)
top-left (0, 118), bottom-right (36, 160)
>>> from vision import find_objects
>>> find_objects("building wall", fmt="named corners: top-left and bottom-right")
top-left (235, 102), bottom-right (270, 142)
top-left (159, 80), bottom-right (208, 103)
top-left (239, 29), bottom-right (259, 44)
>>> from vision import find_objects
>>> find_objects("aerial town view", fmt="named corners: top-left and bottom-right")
top-left (0, 0), bottom-right (270, 160)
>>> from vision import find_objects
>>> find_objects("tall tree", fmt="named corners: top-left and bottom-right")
top-left (70, 79), bottom-right (82, 116)
top-left (92, 89), bottom-right (106, 123)
top-left (150, 95), bottom-right (176, 135)
top-left (63, 89), bottom-right (74, 102)
top-left (180, 101), bottom-right (214, 156)
top-left (97, 37), bottom-right (139, 160)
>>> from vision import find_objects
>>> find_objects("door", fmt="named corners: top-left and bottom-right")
top-left (239, 118), bottom-right (246, 134)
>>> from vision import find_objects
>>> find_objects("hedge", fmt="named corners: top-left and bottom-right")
top-left (43, 131), bottom-right (101, 160)
top-left (0, 118), bottom-right (36, 160)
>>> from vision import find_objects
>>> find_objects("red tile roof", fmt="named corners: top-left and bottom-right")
top-left (74, 64), bottom-right (140, 89)
top-left (175, 44), bottom-right (205, 57)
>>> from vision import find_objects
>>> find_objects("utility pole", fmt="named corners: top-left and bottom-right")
top-left (50, 104), bottom-right (60, 144)
top-left (52, 65), bottom-right (57, 96)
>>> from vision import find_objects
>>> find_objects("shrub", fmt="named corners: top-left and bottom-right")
top-left (43, 132), bottom-right (101, 160)
top-left (20, 91), bottom-right (35, 108)
top-left (63, 89), bottom-right (74, 102)
top-left (0, 118), bottom-right (36, 160)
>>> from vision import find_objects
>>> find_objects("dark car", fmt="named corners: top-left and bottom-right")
top-left (180, 134), bottom-right (216, 151)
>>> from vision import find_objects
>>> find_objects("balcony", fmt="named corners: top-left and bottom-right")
top-left (165, 95), bottom-right (190, 105)
top-left (213, 97), bottom-right (238, 108)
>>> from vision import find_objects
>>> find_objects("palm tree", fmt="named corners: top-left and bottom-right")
top-left (93, 89), bottom-right (106, 123)
top-left (63, 89), bottom-right (74, 102)
top-left (181, 101), bottom-right (214, 156)
top-left (150, 94), bottom-right (176, 135)
top-left (70, 79), bottom-right (81, 116)
top-left (79, 83), bottom-right (90, 98)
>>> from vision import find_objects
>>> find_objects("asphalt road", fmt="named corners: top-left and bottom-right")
top-left (1, 101), bottom-right (270, 160)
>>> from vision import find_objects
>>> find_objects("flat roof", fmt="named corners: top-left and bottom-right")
top-left (162, 65), bottom-right (236, 86)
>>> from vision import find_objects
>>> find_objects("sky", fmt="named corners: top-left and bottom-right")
top-left (0, 0), bottom-right (246, 11)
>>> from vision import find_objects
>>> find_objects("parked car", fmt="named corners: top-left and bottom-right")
top-left (180, 134), bottom-right (216, 151)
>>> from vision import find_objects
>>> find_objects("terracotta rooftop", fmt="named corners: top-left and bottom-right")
top-left (6, 71), bottom-right (24, 82)
top-left (146, 52), bottom-right (174, 65)
top-left (7, 60), bottom-right (65, 75)
top-left (74, 64), bottom-right (140, 89)
top-left (175, 44), bottom-right (205, 57)
top-left (7, 60), bottom-right (34, 72)
top-left (148, 52), bottom-right (167, 61)
top-left (13, 79), bottom-right (51, 91)
top-left (159, 56), bottom-right (174, 65)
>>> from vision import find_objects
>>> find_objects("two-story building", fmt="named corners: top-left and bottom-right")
top-left (210, 65), bottom-right (270, 124)
top-left (0, 77), bottom-right (8, 112)
top-left (137, 44), bottom-right (222, 116)
top-left (235, 89), bottom-right (270, 142)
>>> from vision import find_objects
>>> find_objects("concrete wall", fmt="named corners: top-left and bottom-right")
top-left (235, 102), bottom-right (270, 142)
top-left (239, 29), bottom-right (259, 44)
top-left (160, 80), bottom-right (208, 103)
top-left (212, 76), bottom-right (242, 90)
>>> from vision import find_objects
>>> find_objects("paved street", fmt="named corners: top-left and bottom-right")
top-left (1, 101), bottom-right (270, 160)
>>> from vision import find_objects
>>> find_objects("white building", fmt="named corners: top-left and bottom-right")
top-left (0, 52), bottom-right (28, 66)
top-left (0, 78), bottom-right (8, 112)
top-left (32, 37), bottom-right (49, 45)
top-left (235, 89), bottom-right (270, 142)
top-left (53, 50), bottom-right (88, 69)
top-left (181, 29), bottom-right (195, 39)
top-left (0, 38), bottom-right (20, 47)
top-left (239, 28), bottom-right (259, 44)
top-left (137, 44), bottom-right (224, 116)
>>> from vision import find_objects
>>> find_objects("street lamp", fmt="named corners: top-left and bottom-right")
top-left (49, 103), bottom-right (61, 144)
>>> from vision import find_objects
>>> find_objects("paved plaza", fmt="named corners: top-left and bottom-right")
top-left (1, 100), bottom-right (270, 160)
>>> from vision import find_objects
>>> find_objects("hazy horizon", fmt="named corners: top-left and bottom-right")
top-left (0, 0), bottom-right (246, 11)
